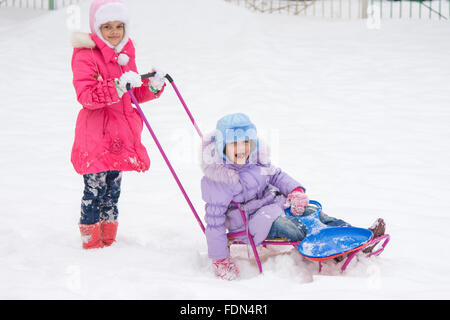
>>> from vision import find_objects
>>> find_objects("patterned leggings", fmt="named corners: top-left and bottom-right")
top-left (80, 171), bottom-right (122, 225)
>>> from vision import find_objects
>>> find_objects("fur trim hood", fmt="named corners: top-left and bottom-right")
top-left (71, 32), bottom-right (96, 49)
top-left (89, 0), bottom-right (130, 53)
top-left (70, 32), bottom-right (133, 67)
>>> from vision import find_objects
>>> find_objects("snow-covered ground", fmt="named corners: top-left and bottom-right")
top-left (0, 0), bottom-right (449, 299)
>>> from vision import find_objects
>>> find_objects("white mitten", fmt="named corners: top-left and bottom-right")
top-left (115, 71), bottom-right (143, 98)
top-left (148, 67), bottom-right (166, 93)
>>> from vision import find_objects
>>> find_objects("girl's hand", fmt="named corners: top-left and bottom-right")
top-left (212, 257), bottom-right (239, 281)
top-left (148, 67), bottom-right (166, 93)
top-left (115, 71), bottom-right (143, 98)
top-left (284, 188), bottom-right (309, 216)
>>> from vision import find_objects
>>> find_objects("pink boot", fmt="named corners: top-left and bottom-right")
top-left (79, 222), bottom-right (104, 249)
top-left (101, 221), bottom-right (118, 246)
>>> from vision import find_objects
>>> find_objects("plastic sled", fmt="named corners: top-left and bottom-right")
top-left (286, 200), bottom-right (390, 272)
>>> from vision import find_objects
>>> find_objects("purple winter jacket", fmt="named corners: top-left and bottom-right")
top-left (200, 130), bottom-right (304, 260)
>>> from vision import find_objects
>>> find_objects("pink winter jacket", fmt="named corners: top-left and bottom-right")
top-left (70, 33), bottom-right (165, 175)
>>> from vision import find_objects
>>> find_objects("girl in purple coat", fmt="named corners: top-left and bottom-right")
top-left (200, 113), bottom-right (385, 280)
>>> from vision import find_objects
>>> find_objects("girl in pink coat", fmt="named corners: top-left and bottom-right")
top-left (71, 0), bottom-right (165, 249)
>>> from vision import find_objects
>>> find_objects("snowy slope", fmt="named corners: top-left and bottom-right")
top-left (0, 0), bottom-right (449, 299)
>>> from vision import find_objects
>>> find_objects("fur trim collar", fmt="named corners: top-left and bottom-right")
top-left (200, 130), bottom-right (271, 185)
top-left (71, 32), bottom-right (134, 67)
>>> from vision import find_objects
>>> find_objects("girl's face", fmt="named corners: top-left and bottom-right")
top-left (100, 21), bottom-right (125, 47)
top-left (225, 140), bottom-right (251, 165)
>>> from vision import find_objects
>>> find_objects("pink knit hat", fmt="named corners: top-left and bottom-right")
top-left (89, 0), bottom-right (130, 52)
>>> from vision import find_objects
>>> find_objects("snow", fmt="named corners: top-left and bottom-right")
top-left (1, 0), bottom-right (450, 300)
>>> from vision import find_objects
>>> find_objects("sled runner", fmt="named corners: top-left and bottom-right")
top-left (226, 200), bottom-right (302, 273)
top-left (126, 73), bottom-right (390, 274)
